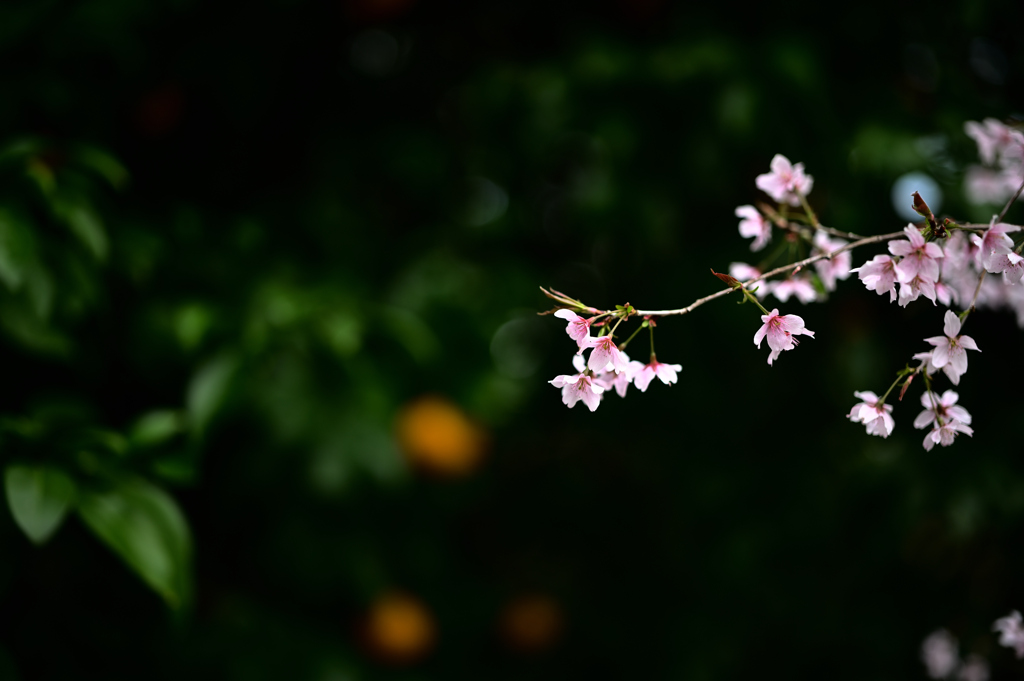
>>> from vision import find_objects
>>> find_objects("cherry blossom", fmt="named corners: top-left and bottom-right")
top-left (848, 390), bottom-right (894, 438)
top-left (589, 352), bottom-right (645, 398)
top-left (934, 278), bottom-right (960, 307)
top-left (853, 254), bottom-right (898, 302)
top-left (554, 309), bottom-right (593, 349)
top-left (981, 250), bottom-right (1024, 285)
top-left (898, 273), bottom-right (938, 307)
top-left (964, 118), bottom-right (1024, 166)
top-left (633, 358), bottom-right (682, 392)
top-left (957, 655), bottom-right (990, 681)
top-left (923, 420), bottom-right (973, 451)
top-left (921, 629), bottom-right (959, 680)
top-left (770, 275), bottom-right (818, 304)
top-left (913, 390), bottom-right (972, 430)
top-left (889, 224), bottom-right (943, 284)
top-left (965, 165), bottom-right (1015, 205)
top-left (923, 310), bottom-right (980, 385)
top-left (736, 205), bottom-right (771, 251)
top-left (971, 220), bottom-right (1020, 272)
top-left (753, 309), bottom-right (814, 366)
top-left (1001, 252), bottom-right (1024, 285)
top-left (993, 611), bottom-right (1024, 658)
top-left (755, 154), bottom-right (814, 206)
top-left (812, 232), bottom-right (851, 291)
top-left (585, 335), bottom-right (628, 373)
top-left (942, 230), bottom-right (977, 274)
top-left (549, 363), bottom-right (604, 411)
top-left (729, 262), bottom-right (771, 299)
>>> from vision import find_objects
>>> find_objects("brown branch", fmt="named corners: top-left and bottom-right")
top-left (633, 230), bottom-right (907, 317)
top-left (997, 175), bottom-right (1024, 223)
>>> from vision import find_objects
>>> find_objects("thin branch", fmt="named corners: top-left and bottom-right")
top-left (634, 230), bottom-right (907, 317)
top-left (814, 224), bottom-right (867, 241)
top-left (758, 201), bottom-right (865, 240)
top-left (968, 269), bottom-right (987, 314)
top-left (997, 175), bottom-right (1024, 223)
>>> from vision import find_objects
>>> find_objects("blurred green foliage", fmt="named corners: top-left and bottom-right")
top-left (1, 0), bottom-right (1024, 679)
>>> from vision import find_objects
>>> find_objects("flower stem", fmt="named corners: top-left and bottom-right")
top-left (879, 366), bottom-right (916, 405)
top-left (741, 287), bottom-right (770, 315)
top-left (796, 190), bottom-right (820, 229)
top-left (617, 322), bottom-right (646, 351)
top-left (607, 315), bottom-right (625, 338)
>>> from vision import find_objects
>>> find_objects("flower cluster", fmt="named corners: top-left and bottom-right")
top-left (543, 123), bottom-right (1024, 681)
top-left (548, 309), bottom-right (680, 411)
top-left (733, 157), bottom-right (852, 305)
top-left (545, 130), bottom-right (1022, 453)
top-left (964, 118), bottom-right (1024, 206)
top-left (994, 610), bottom-right (1024, 658)
top-left (851, 311), bottom-right (977, 450)
top-left (920, 629), bottom-right (989, 681)
top-left (853, 125), bottom-right (1024, 323)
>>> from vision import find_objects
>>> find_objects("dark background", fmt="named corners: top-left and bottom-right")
top-left (1, 0), bottom-right (1023, 679)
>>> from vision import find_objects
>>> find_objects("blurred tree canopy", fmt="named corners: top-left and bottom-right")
top-left (2, 0), bottom-right (1024, 679)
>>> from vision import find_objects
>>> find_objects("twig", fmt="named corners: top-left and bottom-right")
top-left (758, 201), bottom-right (864, 240)
top-left (634, 230), bottom-right (906, 317)
top-left (997, 176), bottom-right (1024, 223)
top-left (968, 269), bottom-right (987, 315)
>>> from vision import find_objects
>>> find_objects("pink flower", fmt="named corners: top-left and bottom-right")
top-left (736, 205), bottom-right (771, 251)
top-left (554, 309), bottom-right (594, 349)
top-left (965, 118), bottom-right (1024, 165)
top-left (994, 611), bottom-right (1024, 658)
top-left (970, 219), bottom-right (1020, 272)
top-left (921, 629), bottom-right (959, 680)
top-left (812, 232), bottom-right (851, 291)
top-left (935, 279), bottom-right (959, 307)
top-left (853, 254), bottom-right (899, 302)
top-left (965, 165), bottom-right (1013, 205)
top-left (770, 275), bottom-right (818, 304)
top-left (755, 154), bottom-right (814, 206)
top-left (999, 252), bottom-right (1024, 285)
top-left (942, 230), bottom-right (978, 274)
top-left (957, 655), bottom-right (990, 681)
top-left (848, 390), bottom-right (895, 438)
top-left (589, 352), bottom-right (645, 398)
top-left (549, 370), bottom-right (604, 411)
top-left (913, 390), bottom-right (972, 430)
top-left (585, 335), bottom-right (628, 373)
top-left (729, 262), bottom-right (771, 299)
top-left (633, 359), bottom-right (682, 392)
top-left (890, 224), bottom-right (943, 284)
top-left (753, 308), bottom-right (814, 366)
top-left (923, 310), bottom-right (980, 385)
top-left (922, 420), bottom-right (973, 451)
top-left (898, 273), bottom-right (938, 307)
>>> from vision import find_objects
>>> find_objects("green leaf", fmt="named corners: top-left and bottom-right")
top-left (130, 410), bottom-right (184, 448)
top-left (0, 298), bottom-right (71, 356)
top-left (0, 208), bottom-right (37, 291)
top-left (54, 198), bottom-right (108, 261)
top-left (4, 464), bottom-right (76, 545)
top-left (77, 477), bottom-right (192, 608)
top-left (379, 306), bottom-right (440, 364)
top-left (186, 353), bottom-right (238, 436)
top-left (71, 145), bottom-right (129, 190)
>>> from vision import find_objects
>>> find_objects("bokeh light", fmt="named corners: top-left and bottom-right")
top-left (395, 396), bottom-right (486, 476)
